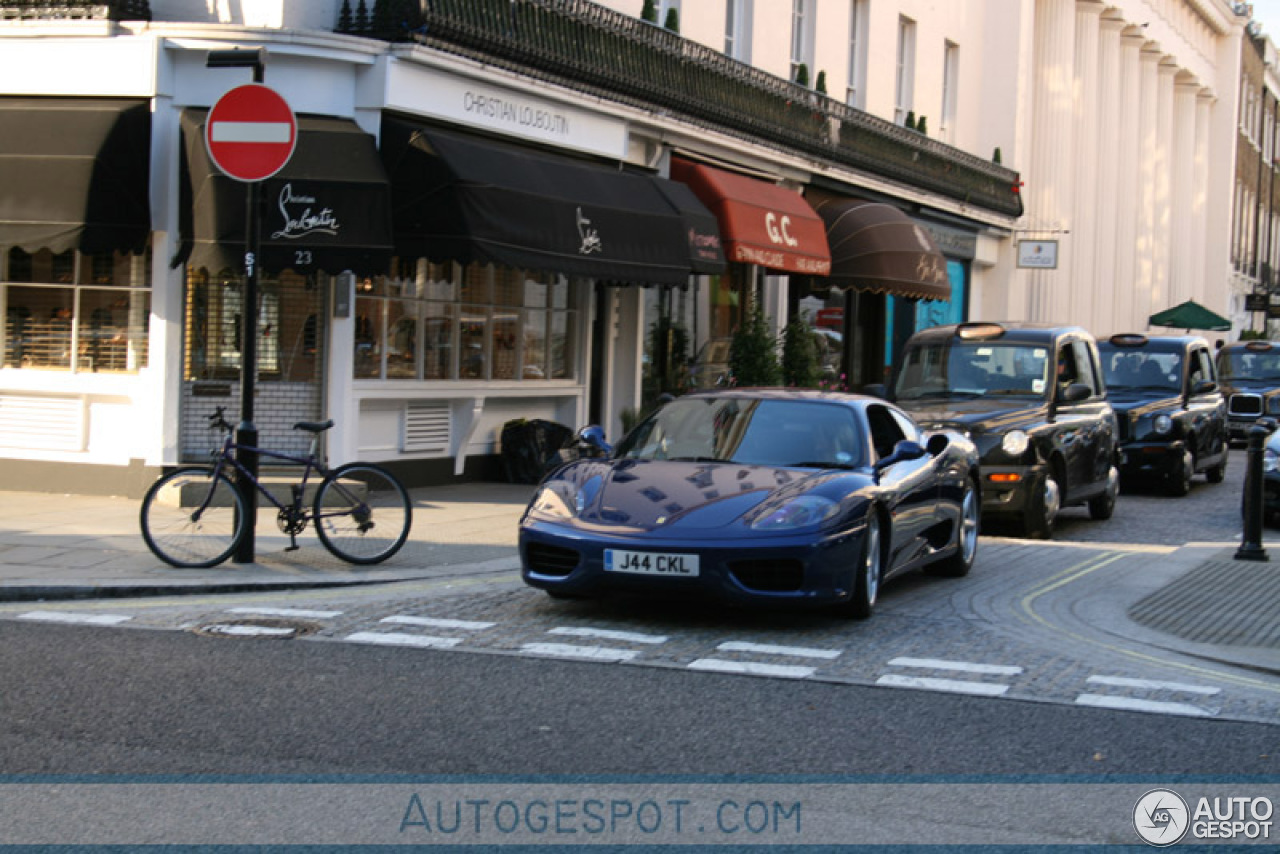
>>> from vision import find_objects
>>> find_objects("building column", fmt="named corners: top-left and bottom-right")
top-left (1134, 43), bottom-right (1162, 330)
top-left (1071, 0), bottom-right (1105, 330)
top-left (1027, 0), bottom-right (1077, 322)
top-left (1191, 89), bottom-right (1214, 306)
top-left (1151, 57), bottom-right (1178, 319)
top-left (1093, 13), bottom-right (1125, 335)
top-left (1113, 26), bottom-right (1145, 332)
top-left (1169, 73), bottom-right (1199, 308)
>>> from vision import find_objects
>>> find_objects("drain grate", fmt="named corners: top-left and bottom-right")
top-left (1128, 560), bottom-right (1280, 648)
top-left (192, 618), bottom-right (320, 639)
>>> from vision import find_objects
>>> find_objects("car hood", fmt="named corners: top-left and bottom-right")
top-left (534, 458), bottom-right (872, 532)
top-left (1108, 391), bottom-right (1182, 417)
top-left (1222, 379), bottom-right (1280, 395)
top-left (894, 397), bottom-right (1048, 434)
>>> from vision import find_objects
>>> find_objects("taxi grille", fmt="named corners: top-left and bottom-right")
top-left (1229, 394), bottom-right (1263, 418)
top-left (728, 559), bottom-right (804, 592)
top-left (525, 543), bottom-right (579, 576)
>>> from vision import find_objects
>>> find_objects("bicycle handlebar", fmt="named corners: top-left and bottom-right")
top-left (208, 407), bottom-right (234, 433)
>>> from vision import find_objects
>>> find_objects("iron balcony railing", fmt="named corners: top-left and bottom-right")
top-left (338, 0), bottom-right (1023, 218)
top-left (0, 0), bottom-right (149, 20)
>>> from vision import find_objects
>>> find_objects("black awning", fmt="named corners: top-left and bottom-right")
top-left (380, 117), bottom-right (693, 286)
top-left (810, 194), bottom-right (951, 301)
top-left (651, 176), bottom-right (726, 275)
top-left (178, 109), bottom-right (393, 275)
top-left (0, 97), bottom-right (151, 255)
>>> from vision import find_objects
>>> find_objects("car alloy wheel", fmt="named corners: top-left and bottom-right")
top-left (845, 513), bottom-right (882, 619)
top-left (928, 478), bottom-right (978, 578)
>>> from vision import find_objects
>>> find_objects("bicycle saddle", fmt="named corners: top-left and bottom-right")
top-left (293, 420), bottom-right (334, 433)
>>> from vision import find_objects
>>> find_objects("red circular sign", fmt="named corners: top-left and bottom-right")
top-left (205, 83), bottom-right (297, 182)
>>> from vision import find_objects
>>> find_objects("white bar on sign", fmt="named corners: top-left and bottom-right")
top-left (210, 121), bottom-right (292, 144)
top-left (381, 616), bottom-right (496, 631)
top-left (876, 674), bottom-right (1011, 697)
top-left (549, 627), bottom-right (669, 645)
top-left (716, 641), bottom-right (841, 660)
top-left (18, 611), bottom-right (132, 626)
top-left (520, 643), bottom-right (639, 662)
top-left (687, 658), bottom-right (816, 679)
top-left (1075, 693), bottom-right (1213, 717)
top-left (1085, 675), bottom-right (1221, 695)
top-left (346, 631), bottom-right (463, 649)
top-left (228, 607), bottom-right (342, 619)
top-left (888, 657), bottom-right (1023, 676)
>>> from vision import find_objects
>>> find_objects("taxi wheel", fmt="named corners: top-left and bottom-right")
top-left (1168, 450), bottom-right (1193, 497)
top-left (1088, 466), bottom-right (1119, 520)
top-left (843, 512), bottom-right (883, 619)
top-left (1021, 472), bottom-right (1061, 539)
top-left (1206, 453), bottom-right (1228, 484)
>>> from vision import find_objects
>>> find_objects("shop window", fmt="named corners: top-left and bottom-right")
top-left (353, 260), bottom-right (579, 382)
top-left (2, 247), bottom-right (151, 373)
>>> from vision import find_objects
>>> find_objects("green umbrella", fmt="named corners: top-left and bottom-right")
top-left (1148, 299), bottom-right (1231, 332)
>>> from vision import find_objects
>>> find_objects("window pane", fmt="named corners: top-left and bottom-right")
top-left (460, 305), bottom-right (488, 379)
top-left (386, 300), bottom-right (418, 379)
top-left (6, 285), bottom-right (72, 369)
top-left (492, 310), bottom-right (519, 380)
top-left (423, 301), bottom-right (455, 380)
top-left (550, 310), bottom-right (575, 379)
top-left (78, 288), bottom-right (149, 373)
top-left (354, 296), bottom-right (383, 379)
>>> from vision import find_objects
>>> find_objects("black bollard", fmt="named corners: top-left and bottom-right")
top-left (1236, 424), bottom-right (1270, 562)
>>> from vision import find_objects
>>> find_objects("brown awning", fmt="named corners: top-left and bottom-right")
top-left (810, 192), bottom-right (950, 301)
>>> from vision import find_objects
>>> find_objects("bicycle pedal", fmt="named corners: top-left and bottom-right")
top-left (285, 544), bottom-right (299, 552)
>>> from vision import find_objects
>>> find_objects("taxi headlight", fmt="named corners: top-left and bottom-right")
top-left (1152, 414), bottom-right (1173, 436)
top-left (1002, 430), bottom-right (1030, 457)
top-left (751, 495), bottom-right (840, 530)
top-left (1265, 449), bottom-right (1280, 473)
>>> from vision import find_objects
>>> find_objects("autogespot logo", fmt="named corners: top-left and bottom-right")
top-left (1134, 789), bottom-right (1190, 847)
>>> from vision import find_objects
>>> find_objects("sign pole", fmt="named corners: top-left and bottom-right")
top-left (236, 142), bottom-right (261, 564)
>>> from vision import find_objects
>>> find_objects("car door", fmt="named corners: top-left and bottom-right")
top-left (1185, 345), bottom-right (1226, 463)
top-left (866, 404), bottom-right (937, 567)
top-left (1053, 338), bottom-right (1114, 501)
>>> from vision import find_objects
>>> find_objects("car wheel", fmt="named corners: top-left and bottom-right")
top-left (843, 512), bottom-right (882, 619)
top-left (927, 477), bottom-right (979, 578)
top-left (1206, 451), bottom-right (1228, 484)
top-left (1020, 471), bottom-right (1061, 539)
top-left (1088, 466), bottom-right (1119, 520)
top-left (1168, 449), bottom-right (1193, 497)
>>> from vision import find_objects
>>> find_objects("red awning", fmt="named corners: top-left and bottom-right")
top-left (671, 158), bottom-right (830, 276)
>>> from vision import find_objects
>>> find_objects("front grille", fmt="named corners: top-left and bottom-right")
top-left (1230, 394), bottom-right (1263, 418)
top-left (525, 542), bottom-right (580, 576)
top-left (728, 559), bottom-right (804, 592)
top-left (1116, 415), bottom-right (1132, 442)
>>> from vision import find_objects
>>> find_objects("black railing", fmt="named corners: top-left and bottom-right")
top-left (0, 0), bottom-right (149, 20)
top-left (337, 0), bottom-right (1023, 217)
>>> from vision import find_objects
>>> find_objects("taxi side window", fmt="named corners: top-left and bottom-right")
top-left (1189, 348), bottom-right (1215, 390)
top-left (1057, 340), bottom-right (1098, 398)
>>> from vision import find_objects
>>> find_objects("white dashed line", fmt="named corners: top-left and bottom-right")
top-left (1085, 675), bottom-right (1221, 695)
top-left (228, 607), bottom-right (342, 619)
top-left (888, 657), bottom-right (1023, 676)
top-left (716, 641), bottom-right (842, 660)
top-left (381, 615), bottom-right (496, 631)
top-left (548, 627), bottom-right (669, 644)
top-left (521, 643), bottom-right (639, 662)
top-left (875, 674), bottom-right (1012, 697)
top-left (1074, 694), bottom-right (1215, 717)
top-left (347, 631), bottom-right (463, 649)
top-left (688, 659), bottom-right (816, 679)
top-left (18, 611), bottom-right (132, 626)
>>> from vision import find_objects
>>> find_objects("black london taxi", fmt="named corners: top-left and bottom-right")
top-left (1097, 334), bottom-right (1228, 495)
top-left (884, 322), bottom-right (1118, 539)
top-left (1216, 340), bottom-right (1280, 441)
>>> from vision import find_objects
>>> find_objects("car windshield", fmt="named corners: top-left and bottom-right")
top-left (614, 397), bottom-right (867, 469)
top-left (1098, 344), bottom-right (1183, 391)
top-left (1220, 350), bottom-right (1280, 381)
top-left (894, 340), bottom-right (1051, 400)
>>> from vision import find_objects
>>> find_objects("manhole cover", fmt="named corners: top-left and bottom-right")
top-left (192, 618), bottom-right (320, 639)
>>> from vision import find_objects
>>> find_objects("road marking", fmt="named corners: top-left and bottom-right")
top-left (18, 611), bottom-right (132, 626)
top-left (1086, 675), bottom-right (1221, 696)
top-left (716, 641), bottom-right (842, 660)
top-left (521, 643), bottom-right (639, 662)
top-left (203, 624), bottom-right (297, 637)
top-left (382, 615), bottom-right (496, 631)
top-left (888, 657), bottom-right (1023, 676)
top-left (548, 627), bottom-right (669, 644)
top-left (347, 631), bottom-right (463, 649)
top-left (228, 607), bottom-right (342, 619)
top-left (875, 674), bottom-right (1011, 697)
top-left (688, 659), bottom-right (816, 679)
top-left (1075, 693), bottom-right (1214, 717)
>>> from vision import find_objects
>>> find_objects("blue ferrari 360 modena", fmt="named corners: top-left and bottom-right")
top-left (518, 389), bottom-right (981, 618)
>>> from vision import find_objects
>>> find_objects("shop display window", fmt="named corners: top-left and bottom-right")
top-left (2, 247), bottom-right (151, 373)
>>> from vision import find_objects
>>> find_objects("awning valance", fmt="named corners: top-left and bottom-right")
top-left (0, 97), bottom-right (151, 255)
top-left (381, 117), bottom-right (700, 286)
top-left (650, 177), bottom-right (726, 275)
top-left (178, 109), bottom-right (393, 275)
top-left (809, 192), bottom-right (950, 301)
top-left (669, 157), bottom-right (830, 276)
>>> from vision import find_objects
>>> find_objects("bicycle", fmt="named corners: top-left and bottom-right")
top-left (140, 407), bottom-right (413, 568)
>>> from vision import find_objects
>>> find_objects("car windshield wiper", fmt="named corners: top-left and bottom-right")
top-left (983, 389), bottom-right (1038, 396)
top-left (667, 455), bottom-right (733, 464)
top-left (786, 460), bottom-right (858, 470)
top-left (901, 389), bottom-right (980, 399)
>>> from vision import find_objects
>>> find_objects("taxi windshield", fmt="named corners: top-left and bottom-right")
top-left (894, 340), bottom-right (1051, 400)
top-left (1220, 350), bottom-right (1280, 381)
top-left (1098, 344), bottom-right (1183, 391)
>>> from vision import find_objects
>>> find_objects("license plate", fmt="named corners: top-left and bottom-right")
top-left (604, 549), bottom-right (699, 577)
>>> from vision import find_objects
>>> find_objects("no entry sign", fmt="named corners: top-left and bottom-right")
top-left (205, 83), bottom-right (296, 182)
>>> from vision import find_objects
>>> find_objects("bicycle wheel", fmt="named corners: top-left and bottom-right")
top-left (139, 466), bottom-right (246, 568)
top-left (313, 462), bottom-right (412, 564)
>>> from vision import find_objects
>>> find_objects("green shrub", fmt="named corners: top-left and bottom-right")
top-left (729, 306), bottom-right (781, 387)
top-left (781, 318), bottom-right (821, 388)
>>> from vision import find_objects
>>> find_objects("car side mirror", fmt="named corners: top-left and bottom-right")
top-left (874, 439), bottom-right (927, 479)
top-left (863, 383), bottom-right (888, 399)
top-left (1191, 379), bottom-right (1217, 395)
top-left (1060, 382), bottom-right (1092, 403)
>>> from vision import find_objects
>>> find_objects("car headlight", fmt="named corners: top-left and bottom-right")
top-left (530, 485), bottom-right (575, 519)
top-left (1266, 449), bottom-right (1280, 473)
top-left (1002, 430), bottom-right (1030, 457)
top-left (750, 495), bottom-right (840, 530)
top-left (1152, 414), bottom-right (1173, 435)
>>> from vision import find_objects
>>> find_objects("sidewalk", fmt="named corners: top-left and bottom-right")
top-left (0, 484), bottom-right (1276, 676)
